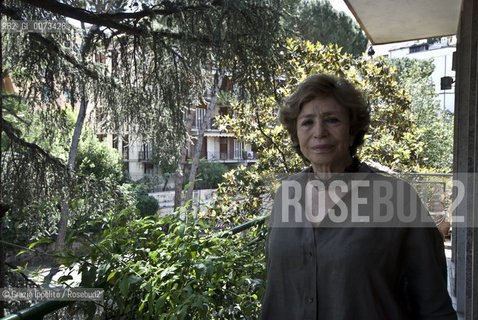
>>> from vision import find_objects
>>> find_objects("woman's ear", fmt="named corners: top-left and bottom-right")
top-left (349, 128), bottom-right (356, 147)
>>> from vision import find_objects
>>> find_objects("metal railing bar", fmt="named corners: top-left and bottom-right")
top-left (218, 215), bottom-right (268, 238)
top-left (1, 300), bottom-right (71, 320)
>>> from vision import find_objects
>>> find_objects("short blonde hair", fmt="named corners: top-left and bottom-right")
top-left (279, 73), bottom-right (370, 161)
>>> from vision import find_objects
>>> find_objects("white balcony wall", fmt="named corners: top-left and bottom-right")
top-left (206, 136), bottom-right (220, 161)
top-left (388, 41), bottom-right (456, 112)
top-left (128, 138), bottom-right (145, 181)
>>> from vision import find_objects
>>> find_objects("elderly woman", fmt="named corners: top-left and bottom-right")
top-left (260, 74), bottom-right (457, 319)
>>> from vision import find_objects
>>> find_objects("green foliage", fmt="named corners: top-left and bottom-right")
top-left (195, 161), bottom-right (228, 189)
top-left (1, 93), bottom-right (73, 160)
top-left (1, 97), bottom-right (131, 243)
top-left (75, 132), bottom-right (125, 183)
top-left (2, 0), bottom-right (288, 172)
top-left (292, 0), bottom-right (368, 56)
top-left (388, 58), bottom-right (453, 170)
top-left (133, 184), bottom-right (159, 217)
top-left (2, 2), bottom-right (289, 316)
top-left (136, 174), bottom-right (169, 192)
top-left (2, 98), bottom-right (70, 243)
top-left (60, 207), bottom-right (266, 319)
top-left (135, 193), bottom-right (159, 218)
top-left (210, 38), bottom-right (423, 226)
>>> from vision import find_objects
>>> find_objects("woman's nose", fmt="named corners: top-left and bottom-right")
top-left (313, 120), bottom-right (328, 138)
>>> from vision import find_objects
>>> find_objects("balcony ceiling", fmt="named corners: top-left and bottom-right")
top-left (344, 0), bottom-right (462, 44)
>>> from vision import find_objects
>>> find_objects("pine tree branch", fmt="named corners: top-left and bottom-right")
top-left (5, 262), bottom-right (42, 288)
top-left (2, 96), bottom-right (31, 126)
top-left (93, 2), bottom-right (215, 20)
top-left (1, 118), bottom-right (69, 171)
top-left (1, 4), bottom-right (106, 81)
top-left (22, 0), bottom-right (215, 21)
top-left (19, 0), bottom-right (144, 36)
top-left (13, 0), bottom-right (215, 45)
top-left (0, 4), bottom-right (138, 101)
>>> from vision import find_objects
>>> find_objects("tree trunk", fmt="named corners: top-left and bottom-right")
top-left (184, 71), bottom-right (224, 205)
top-left (46, 23), bottom-right (91, 284)
top-left (173, 109), bottom-right (194, 209)
top-left (55, 92), bottom-right (87, 251)
top-left (55, 21), bottom-right (91, 253)
top-left (45, 89), bottom-right (87, 284)
top-left (162, 176), bottom-right (168, 192)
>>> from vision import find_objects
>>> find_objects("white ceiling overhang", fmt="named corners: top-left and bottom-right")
top-left (344, 0), bottom-right (462, 44)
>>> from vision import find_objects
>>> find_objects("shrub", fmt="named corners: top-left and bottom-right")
top-left (60, 207), bottom-right (266, 319)
top-left (136, 193), bottom-right (159, 217)
top-left (195, 161), bottom-right (228, 189)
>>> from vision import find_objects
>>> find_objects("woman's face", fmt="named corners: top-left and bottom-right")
top-left (296, 96), bottom-right (355, 173)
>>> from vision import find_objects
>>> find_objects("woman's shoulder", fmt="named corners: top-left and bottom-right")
top-left (279, 167), bottom-right (311, 183)
top-left (360, 161), bottom-right (404, 183)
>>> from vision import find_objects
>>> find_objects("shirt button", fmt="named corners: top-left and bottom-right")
top-left (307, 297), bottom-right (314, 303)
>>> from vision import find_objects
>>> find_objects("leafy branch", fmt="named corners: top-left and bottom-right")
top-left (15, 0), bottom-right (216, 45)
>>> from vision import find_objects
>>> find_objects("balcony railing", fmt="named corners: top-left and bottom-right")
top-left (193, 118), bottom-right (221, 131)
top-left (210, 151), bottom-right (258, 162)
top-left (138, 150), bottom-right (152, 161)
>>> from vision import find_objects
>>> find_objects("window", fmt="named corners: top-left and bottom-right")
top-left (112, 134), bottom-right (118, 150)
top-left (64, 88), bottom-right (71, 100)
top-left (144, 163), bottom-right (154, 175)
top-left (97, 134), bottom-right (106, 142)
top-left (409, 43), bottom-right (429, 54)
top-left (42, 85), bottom-right (51, 103)
top-left (220, 138), bottom-right (228, 160)
top-left (233, 139), bottom-right (243, 160)
top-left (140, 142), bottom-right (153, 161)
top-left (95, 52), bottom-right (105, 64)
top-left (196, 107), bottom-right (206, 129)
top-left (122, 135), bottom-right (129, 160)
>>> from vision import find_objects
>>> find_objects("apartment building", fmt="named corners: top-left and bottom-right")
top-left (188, 76), bottom-right (258, 167)
top-left (94, 130), bottom-right (154, 182)
top-left (375, 36), bottom-right (456, 112)
top-left (91, 67), bottom-right (257, 183)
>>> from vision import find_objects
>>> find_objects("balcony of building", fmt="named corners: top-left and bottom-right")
top-left (191, 105), bottom-right (230, 134)
top-left (188, 135), bottom-right (258, 165)
top-left (138, 143), bottom-right (153, 163)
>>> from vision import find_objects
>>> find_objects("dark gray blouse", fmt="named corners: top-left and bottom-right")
top-left (260, 165), bottom-right (457, 320)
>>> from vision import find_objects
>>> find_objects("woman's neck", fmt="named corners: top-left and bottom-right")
top-left (311, 157), bottom-right (354, 180)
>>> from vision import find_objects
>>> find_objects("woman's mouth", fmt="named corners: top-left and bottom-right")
top-left (312, 144), bottom-right (334, 152)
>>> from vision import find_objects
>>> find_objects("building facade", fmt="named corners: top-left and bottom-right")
top-left (377, 36), bottom-right (456, 112)
top-left (91, 74), bottom-right (257, 185)
top-left (189, 77), bottom-right (257, 168)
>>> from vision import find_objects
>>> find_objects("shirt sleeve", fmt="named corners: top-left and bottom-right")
top-left (402, 189), bottom-right (457, 319)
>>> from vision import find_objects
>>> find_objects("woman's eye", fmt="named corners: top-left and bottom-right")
top-left (326, 117), bottom-right (339, 123)
top-left (301, 120), bottom-right (313, 126)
